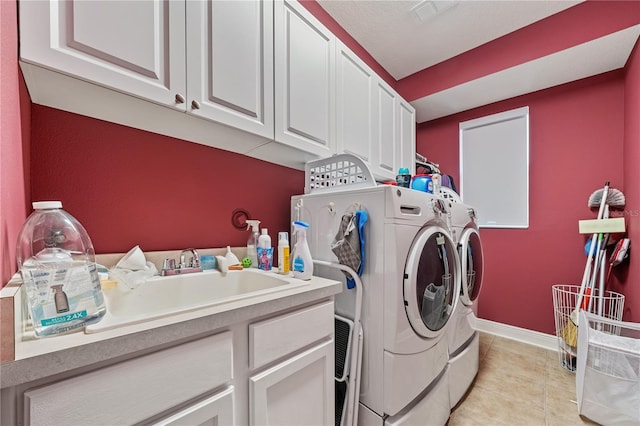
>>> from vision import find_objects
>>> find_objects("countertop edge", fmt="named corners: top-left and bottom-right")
top-left (0, 280), bottom-right (342, 389)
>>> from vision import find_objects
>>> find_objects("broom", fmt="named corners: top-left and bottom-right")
top-left (562, 183), bottom-right (626, 347)
top-left (588, 186), bottom-right (625, 211)
top-left (562, 182), bottom-right (609, 347)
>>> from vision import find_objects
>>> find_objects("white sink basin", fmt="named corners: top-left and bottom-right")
top-left (85, 270), bottom-right (305, 333)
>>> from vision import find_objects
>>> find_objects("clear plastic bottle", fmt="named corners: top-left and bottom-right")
top-left (16, 201), bottom-right (106, 337)
top-left (246, 220), bottom-right (261, 268)
top-left (291, 221), bottom-right (313, 280)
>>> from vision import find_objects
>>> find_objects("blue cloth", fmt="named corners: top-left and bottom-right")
top-left (347, 210), bottom-right (368, 289)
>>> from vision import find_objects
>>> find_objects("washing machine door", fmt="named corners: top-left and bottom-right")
top-left (458, 227), bottom-right (483, 306)
top-left (403, 225), bottom-right (461, 339)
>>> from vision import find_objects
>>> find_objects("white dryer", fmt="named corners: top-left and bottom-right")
top-left (447, 201), bottom-right (484, 408)
top-left (292, 185), bottom-right (460, 426)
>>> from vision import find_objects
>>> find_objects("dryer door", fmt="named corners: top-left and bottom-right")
top-left (403, 226), bottom-right (461, 339)
top-left (459, 227), bottom-right (483, 306)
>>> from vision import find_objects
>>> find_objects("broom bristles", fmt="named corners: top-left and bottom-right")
top-left (588, 187), bottom-right (625, 209)
top-left (562, 320), bottom-right (578, 348)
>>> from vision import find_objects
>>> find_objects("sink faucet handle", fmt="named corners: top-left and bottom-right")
top-left (191, 251), bottom-right (200, 268)
top-left (163, 258), bottom-right (176, 270)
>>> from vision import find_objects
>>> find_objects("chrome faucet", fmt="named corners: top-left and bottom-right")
top-left (180, 248), bottom-right (200, 268)
top-left (161, 248), bottom-right (202, 276)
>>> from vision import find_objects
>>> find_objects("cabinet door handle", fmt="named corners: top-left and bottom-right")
top-left (175, 93), bottom-right (186, 104)
top-left (191, 100), bottom-right (201, 110)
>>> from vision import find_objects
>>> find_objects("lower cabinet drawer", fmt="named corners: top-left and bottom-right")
top-left (24, 331), bottom-right (233, 425)
top-left (249, 301), bottom-right (334, 369)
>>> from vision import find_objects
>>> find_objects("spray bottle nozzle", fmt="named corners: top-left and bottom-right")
top-left (246, 220), bottom-right (261, 231)
top-left (292, 221), bottom-right (309, 232)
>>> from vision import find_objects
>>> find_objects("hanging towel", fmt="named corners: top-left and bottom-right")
top-left (331, 209), bottom-right (368, 289)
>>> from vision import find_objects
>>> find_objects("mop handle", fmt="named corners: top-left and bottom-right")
top-left (575, 182), bottom-right (609, 317)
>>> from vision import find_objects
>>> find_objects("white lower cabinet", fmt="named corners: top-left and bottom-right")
top-left (13, 301), bottom-right (334, 426)
top-left (23, 332), bottom-right (234, 426)
top-left (250, 340), bottom-right (334, 425)
top-left (248, 301), bottom-right (335, 425)
top-left (153, 387), bottom-right (235, 426)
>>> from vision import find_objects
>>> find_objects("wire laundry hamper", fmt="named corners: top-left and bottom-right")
top-left (552, 284), bottom-right (625, 372)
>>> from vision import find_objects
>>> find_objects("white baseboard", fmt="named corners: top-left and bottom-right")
top-left (471, 317), bottom-right (558, 352)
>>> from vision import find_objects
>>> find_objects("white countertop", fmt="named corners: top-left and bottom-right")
top-left (0, 271), bottom-right (342, 389)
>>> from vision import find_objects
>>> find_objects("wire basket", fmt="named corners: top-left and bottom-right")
top-left (552, 284), bottom-right (625, 372)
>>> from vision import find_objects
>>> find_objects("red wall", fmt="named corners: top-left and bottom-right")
top-left (0, 0), bottom-right (30, 284)
top-left (622, 40), bottom-right (640, 322)
top-left (405, 1), bottom-right (639, 332)
top-left (5, 0), bottom-right (640, 336)
top-left (21, 1), bottom-right (394, 260)
top-left (30, 106), bottom-right (304, 254)
top-left (416, 71), bottom-right (626, 333)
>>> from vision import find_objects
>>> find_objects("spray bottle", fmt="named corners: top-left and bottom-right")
top-left (291, 221), bottom-right (313, 280)
top-left (246, 220), bottom-right (261, 268)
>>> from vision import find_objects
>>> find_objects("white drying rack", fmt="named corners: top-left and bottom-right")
top-left (313, 260), bottom-right (363, 426)
top-left (305, 154), bottom-right (377, 194)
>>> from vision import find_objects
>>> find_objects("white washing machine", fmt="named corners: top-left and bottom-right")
top-left (446, 201), bottom-right (484, 408)
top-left (292, 184), bottom-right (460, 426)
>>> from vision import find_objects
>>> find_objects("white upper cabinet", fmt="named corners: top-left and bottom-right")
top-left (398, 99), bottom-right (417, 176)
top-left (19, 0), bottom-right (415, 171)
top-left (20, 0), bottom-right (187, 110)
top-left (20, 0), bottom-right (273, 138)
top-left (373, 79), bottom-right (400, 178)
top-left (274, 0), bottom-right (336, 158)
top-left (336, 41), bottom-right (374, 165)
top-left (186, 0), bottom-right (274, 138)
top-left (336, 42), bottom-right (416, 181)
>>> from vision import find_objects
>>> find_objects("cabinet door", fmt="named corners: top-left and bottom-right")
top-left (186, 0), bottom-right (274, 138)
top-left (19, 0), bottom-right (187, 110)
top-left (274, 0), bottom-right (335, 157)
top-left (398, 100), bottom-right (417, 176)
top-left (250, 340), bottom-right (334, 426)
top-left (153, 387), bottom-right (235, 426)
top-left (373, 80), bottom-right (400, 180)
top-left (335, 41), bottom-right (374, 165)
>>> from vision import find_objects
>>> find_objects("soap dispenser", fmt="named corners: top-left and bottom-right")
top-left (246, 220), bottom-right (261, 268)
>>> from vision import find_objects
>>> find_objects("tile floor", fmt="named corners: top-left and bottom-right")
top-left (448, 332), bottom-right (599, 426)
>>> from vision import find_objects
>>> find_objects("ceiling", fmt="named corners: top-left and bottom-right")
top-left (316, 0), bottom-right (640, 122)
top-left (316, 0), bottom-right (583, 80)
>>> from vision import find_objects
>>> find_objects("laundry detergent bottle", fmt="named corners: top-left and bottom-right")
top-left (16, 201), bottom-right (106, 337)
top-left (291, 221), bottom-right (313, 280)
